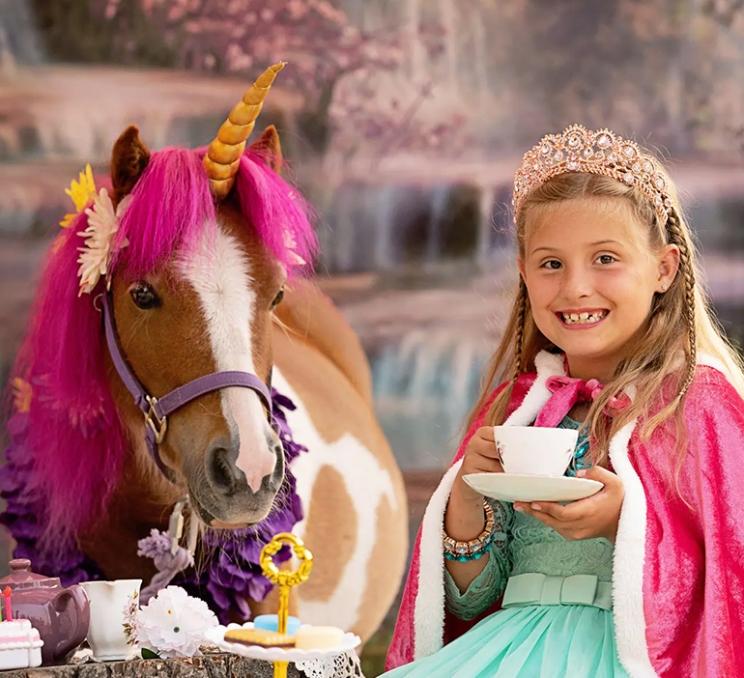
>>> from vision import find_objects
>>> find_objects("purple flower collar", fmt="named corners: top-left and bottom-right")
top-left (0, 389), bottom-right (306, 624)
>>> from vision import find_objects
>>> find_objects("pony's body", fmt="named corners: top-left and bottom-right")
top-left (6, 114), bottom-right (407, 641)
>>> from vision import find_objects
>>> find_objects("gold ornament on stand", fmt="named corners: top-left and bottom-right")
top-left (259, 533), bottom-right (313, 678)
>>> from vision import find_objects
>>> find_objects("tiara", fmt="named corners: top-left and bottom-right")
top-left (512, 124), bottom-right (673, 226)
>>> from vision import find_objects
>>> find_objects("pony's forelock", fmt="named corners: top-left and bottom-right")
top-left (235, 151), bottom-right (318, 278)
top-left (112, 147), bottom-right (216, 277)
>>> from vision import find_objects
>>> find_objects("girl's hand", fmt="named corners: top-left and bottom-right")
top-left (454, 426), bottom-right (504, 503)
top-left (513, 466), bottom-right (624, 542)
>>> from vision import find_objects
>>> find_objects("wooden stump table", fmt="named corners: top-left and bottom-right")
top-left (0, 654), bottom-right (307, 677)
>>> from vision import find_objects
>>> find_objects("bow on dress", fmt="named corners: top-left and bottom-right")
top-left (533, 375), bottom-right (629, 428)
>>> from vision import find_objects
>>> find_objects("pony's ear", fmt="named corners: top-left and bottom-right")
top-left (111, 125), bottom-right (150, 203)
top-left (248, 124), bottom-right (283, 173)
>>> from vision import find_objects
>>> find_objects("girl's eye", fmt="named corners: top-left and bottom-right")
top-left (540, 259), bottom-right (562, 270)
top-left (271, 288), bottom-right (285, 309)
top-left (596, 254), bottom-right (617, 265)
top-left (129, 281), bottom-right (160, 309)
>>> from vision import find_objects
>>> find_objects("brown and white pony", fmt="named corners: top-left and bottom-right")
top-left (8, 65), bottom-right (407, 642)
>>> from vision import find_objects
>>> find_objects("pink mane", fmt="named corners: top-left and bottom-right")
top-left (12, 146), bottom-right (317, 554)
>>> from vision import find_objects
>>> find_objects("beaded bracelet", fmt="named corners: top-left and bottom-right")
top-left (443, 499), bottom-right (496, 562)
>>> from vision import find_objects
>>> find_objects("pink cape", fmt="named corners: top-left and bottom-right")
top-left (386, 351), bottom-right (744, 677)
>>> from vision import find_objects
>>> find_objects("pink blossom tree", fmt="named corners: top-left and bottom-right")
top-left (95, 0), bottom-right (460, 156)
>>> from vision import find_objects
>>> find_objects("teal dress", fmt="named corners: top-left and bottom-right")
top-left (384, 418), bottom-right (628, 678)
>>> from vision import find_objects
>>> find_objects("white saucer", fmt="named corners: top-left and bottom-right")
top-left (463, 472), bottom-right (603, 503)
top-left (203, 623), bottom-right (360, 662)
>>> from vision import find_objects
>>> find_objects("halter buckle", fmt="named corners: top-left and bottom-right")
top-left (144, 394), bottom-right (168, 444)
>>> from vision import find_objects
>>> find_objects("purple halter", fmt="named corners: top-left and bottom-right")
top-left (101, 293), bottom-right (273, 480)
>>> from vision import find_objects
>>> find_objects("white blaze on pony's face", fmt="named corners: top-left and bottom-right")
top-left (177, 218), bottom-right (284, 498)
top-left (110, 208), bottom-right (287, 528)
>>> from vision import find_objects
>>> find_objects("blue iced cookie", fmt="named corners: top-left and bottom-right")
top-left (253, 614), bottom-right (301, 635)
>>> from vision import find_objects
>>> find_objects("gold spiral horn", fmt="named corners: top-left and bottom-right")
top-left (203, 61), bottom-right (286, 199)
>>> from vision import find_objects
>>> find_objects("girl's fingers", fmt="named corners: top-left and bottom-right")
top-left (475, 427), bottom-right (495, 442)
top-left (519, 495), bottom-right (604, 522)
top-left (517, 505), bottom-right (559, 529)
top-left (471, 440), bottom-right (501, 460)
top-left (465, 458), bottom-right (504, 474)
top-left (525, 501), bottom-right (571, 521)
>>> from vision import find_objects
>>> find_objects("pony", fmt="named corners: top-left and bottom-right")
top-left (3, 63), bottom-right (407, 641)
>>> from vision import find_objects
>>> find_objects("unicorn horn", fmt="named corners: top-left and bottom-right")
top-left (203, 61), bottom-right (286, 199)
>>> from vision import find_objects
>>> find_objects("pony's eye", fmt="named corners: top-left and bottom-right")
top-left (271, 288), bottom-right (285, 309)
top-left (129, 282), bottom-right (160, 310)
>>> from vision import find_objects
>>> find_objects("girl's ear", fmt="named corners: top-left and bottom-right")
top-left (657, 244), bottom-right (680, 292)
top-left (517, 257), bottom-right (526, 278)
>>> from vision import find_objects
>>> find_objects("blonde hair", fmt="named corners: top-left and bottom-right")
top-left (470, 168), bottom-right (744, 469)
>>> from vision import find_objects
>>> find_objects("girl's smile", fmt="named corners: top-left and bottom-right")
top-left (556, 308), bottom-right (609, 328)
top-left (519, 197), bottom-right (679, 381)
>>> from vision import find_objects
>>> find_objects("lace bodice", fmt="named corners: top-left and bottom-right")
top-left (445, 417), bottom-right (614, 620)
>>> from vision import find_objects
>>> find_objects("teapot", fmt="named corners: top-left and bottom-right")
top-left (0, 558), bottom-right (90, 664)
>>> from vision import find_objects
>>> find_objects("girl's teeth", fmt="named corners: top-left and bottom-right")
top-left (561, 311), bottom-right (606, 324)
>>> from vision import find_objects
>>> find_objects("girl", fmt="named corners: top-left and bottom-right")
top-left (384, 124), bottom-right (744, 677)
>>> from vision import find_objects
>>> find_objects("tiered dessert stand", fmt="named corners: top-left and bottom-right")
top-left (205, 533), bottom-right (361, 678)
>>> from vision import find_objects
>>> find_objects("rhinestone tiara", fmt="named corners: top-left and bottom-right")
top-left (512, 124), bottom-right (673, 226)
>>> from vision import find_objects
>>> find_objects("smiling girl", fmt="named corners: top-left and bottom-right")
top-left (384, 125), bottom-right (744, 677)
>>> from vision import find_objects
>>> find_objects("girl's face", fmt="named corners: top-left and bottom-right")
top-left (519, 197), bottom-right (679, 382)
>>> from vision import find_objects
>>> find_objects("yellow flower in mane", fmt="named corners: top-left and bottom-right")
top-left (12, 377), bottom-right (32, 413)
top-left (60, 163), bottom-right (97, 228)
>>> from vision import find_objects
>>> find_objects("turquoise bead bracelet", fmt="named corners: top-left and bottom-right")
top-left (443, 499), bottom-right (496, 562)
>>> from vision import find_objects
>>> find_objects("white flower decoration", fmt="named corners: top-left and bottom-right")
top-left (77, 188), bottom-right (131, 295)
top-left (134, 586), bottom-right (218, 658)
top-left (283, 229), bottom-right (307, 266)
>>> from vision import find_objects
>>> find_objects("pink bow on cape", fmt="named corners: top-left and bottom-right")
top-left (533, 374), bottom-right (628, 428)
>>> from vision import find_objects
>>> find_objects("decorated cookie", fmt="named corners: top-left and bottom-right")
top-left (253, 614), bottom-right (301, 635)
top-left (295, 625), bottom-right (344, 650)
top-left (224, 627), bottom-right (296, 648)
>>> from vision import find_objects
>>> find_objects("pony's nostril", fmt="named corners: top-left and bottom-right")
top-left (208, 447), bottom-right (245, 494)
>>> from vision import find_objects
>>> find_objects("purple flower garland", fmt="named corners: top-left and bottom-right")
top-left (0, 388), bottom-right (306, 624)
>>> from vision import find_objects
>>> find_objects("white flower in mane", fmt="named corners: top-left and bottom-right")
top-left (283, 229), bottom-right (306, 266)
top-left (77, 188), bottom-right (131, 295)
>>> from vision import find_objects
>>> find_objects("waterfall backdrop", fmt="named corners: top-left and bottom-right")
top-left (2, 2), bottom-right (744, 670)
top-left (3, 0), bottom-right (744, 465)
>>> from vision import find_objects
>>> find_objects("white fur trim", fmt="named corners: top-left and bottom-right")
top-left (609, 419), bottom-right (657, 678)
top-left (503, 350), bottom-right (565, 426)
top-left (413, 460), bottom-right (463, 659)
top-left (697, 351), bottom-right (726, 374)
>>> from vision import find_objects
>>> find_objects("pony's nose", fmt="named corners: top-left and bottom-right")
top-left (207, 444), bottom-right (246, 495)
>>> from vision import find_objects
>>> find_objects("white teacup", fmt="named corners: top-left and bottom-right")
top-left (493, 425), bottom-right (578, 476)
top-left (80, 579), bottom-right (141, 661)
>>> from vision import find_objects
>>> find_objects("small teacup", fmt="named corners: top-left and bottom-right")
top-left (493, 425), bottom-right (578, 476)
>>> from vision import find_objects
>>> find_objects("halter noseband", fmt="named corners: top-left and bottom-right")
top-left (101, 293), bottom-right (273, 480)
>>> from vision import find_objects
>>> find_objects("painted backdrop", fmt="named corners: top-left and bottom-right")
top-left (2, 1), bottom-right (744, 673)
